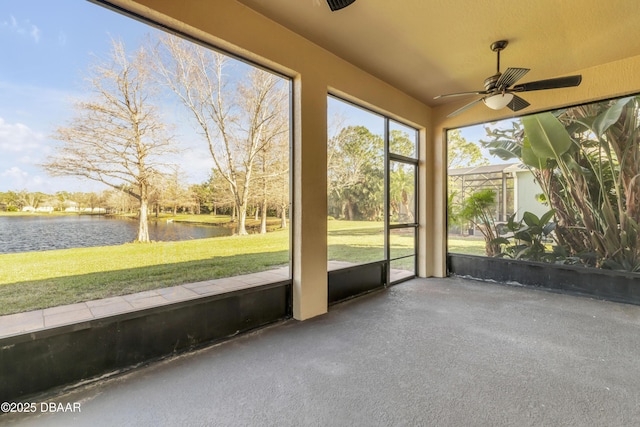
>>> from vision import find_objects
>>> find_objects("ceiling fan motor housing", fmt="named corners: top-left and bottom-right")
top-left (484, 74), bottom-right (501, 91)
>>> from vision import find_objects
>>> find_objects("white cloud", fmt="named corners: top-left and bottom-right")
top-left (0, 166), bottom-right (50, 192)
top-left (30, 24), bottom-right (40, 43)
top-left (1, 166), bottom-right (28, 179)
top-left (1, 169), bottom-right (92, 193)
top-left (0, 118), bottom-right (45, 152)
top-left (18, 155), bottom-right (39, 164)
top-left (181, 147), bottom-right (214, 184)
top-left (58, 30), bottom-right (67, 46)
top-left (1, 14), bottom-right (41, 43)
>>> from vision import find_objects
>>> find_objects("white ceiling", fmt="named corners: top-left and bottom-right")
top-left (237, 0), bottom-right (640, 107)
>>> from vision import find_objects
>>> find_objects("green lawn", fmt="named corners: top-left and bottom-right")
top-left (447, 236), bottom-right (487, 256)
top-left (0, 225), bottom-right (290, 315)
top-left (328, 221), bottom-right (488, 259)
top-left (0, 218), bottom-right (403, 315)
top-left (328, 220), bottom-right (385, 263)
top-left (328, 220), bottom-right (416, 270)
top-left (0, 217), bottom-right (482, 316)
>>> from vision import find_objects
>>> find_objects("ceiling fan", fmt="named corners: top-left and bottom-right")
top-left (326, 0), bottom-right (356, 11)
top-left (435, 40), bottom-right (582, 118)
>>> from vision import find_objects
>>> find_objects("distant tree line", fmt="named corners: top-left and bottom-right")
top-left (0, 169), bottom-right (288, 222)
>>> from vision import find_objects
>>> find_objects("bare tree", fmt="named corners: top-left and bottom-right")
top-left (154, 35), bottom-right (288, 235)
top-left (254, 131), bottom-right (289, 233)
top-left (105, 188), bottom-right (137, 214)
top-left (16, 190), bottom-right (42, 210)
top-left (154, 166), bottom-right (193, 215)
top-left (43, 39), bottom-right (177, 242)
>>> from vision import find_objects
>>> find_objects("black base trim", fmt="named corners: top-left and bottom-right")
top-left (0, 281), bottom-right (292, 401)
top-left (328, 261), bottom-right (386, 304)
top-left (448, 254), bottom-right (640, 305)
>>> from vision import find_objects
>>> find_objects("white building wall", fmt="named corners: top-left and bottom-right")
top-left (514, 171), bottom-right (549, 221)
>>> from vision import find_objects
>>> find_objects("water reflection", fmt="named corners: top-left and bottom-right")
top-left (0, 215), bottom-right (233, 254)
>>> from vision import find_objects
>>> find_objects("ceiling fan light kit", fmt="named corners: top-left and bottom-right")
top-left (326, 0), bottom-right (356, 11)
top-left (435, 40), bottom-right (583, 117)
top-left (483, 93), bottom-right (514, 110)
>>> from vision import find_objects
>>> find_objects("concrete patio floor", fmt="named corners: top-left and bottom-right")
top-left (4, 276), bottom-right (640, 426)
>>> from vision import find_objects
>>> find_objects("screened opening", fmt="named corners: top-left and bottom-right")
top-left (447, 94), bottom-right (640, 272)
top-left (327, 96), bottom-right (385, 267)
top-left (327, 96), bottom-right (418, 287)
top-left (0, 0), bottom-right (291, 317)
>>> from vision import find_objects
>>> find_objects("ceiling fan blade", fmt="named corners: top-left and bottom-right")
top-left (326, 0), bottom-right (356, 11)
top-left (512, 75), bottom-right (582, 92)
top-left (434, 90), bottom-right (488, 100)
top-left (495, 67), bottom-right (530, 89)
top-left (506, 94), bottom-right (530, 112)
top-left (447, 98), bottom-right (484, 118)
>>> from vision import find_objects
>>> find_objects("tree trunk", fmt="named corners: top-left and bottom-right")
top-left (345, 200), bottom-right (354, 220)
top-left (260, 198), bottom-right (267, 234)
top-left (280, 203), bottom-right (287, 228)
top-left (137, 195), bottom-right (150, 243)
top-left (237, 202), bottom-right (248, 235)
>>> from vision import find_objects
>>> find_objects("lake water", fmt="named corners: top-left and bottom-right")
top-left (0, 215), bottom-right (234, 254)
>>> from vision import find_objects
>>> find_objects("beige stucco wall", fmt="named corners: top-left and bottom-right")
top-left (106, 0), bottom-right (433, 320)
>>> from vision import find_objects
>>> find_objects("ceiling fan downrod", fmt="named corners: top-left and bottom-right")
top-left (491, 40), bottom-right (508, 74)
top-left (484, 40), bottom-right (508, 91)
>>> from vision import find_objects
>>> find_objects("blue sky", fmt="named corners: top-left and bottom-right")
top-left (457, 119), bottom-right (520, 166)
top-left (0, 0), bottom-right (216, 193)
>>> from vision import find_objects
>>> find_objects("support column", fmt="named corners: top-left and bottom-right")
top-left (292, 75), bottom-right (328, 320)
top-left (417, 128), bottom-right (428, 277)
top-left (424, 126), bottom-right (447, 278)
